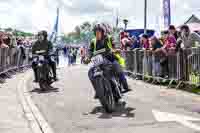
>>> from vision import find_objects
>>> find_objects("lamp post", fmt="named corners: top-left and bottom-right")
top-left (123, 19), bottom-right (128, 30)
top-left (144, 0), bottom-right (147, 34)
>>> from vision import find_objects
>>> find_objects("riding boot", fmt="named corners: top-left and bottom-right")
top-left (33, 69), bottom-right (38, 82)
top-left (90, 80), bottom-right (98, 99)
top-left (52, 64), bottom-right (58, 81)
top-left (119, 73), bottom-right (131, 93)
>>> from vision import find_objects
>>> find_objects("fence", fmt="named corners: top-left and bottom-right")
top-left (123, 47), bottom-right (200, 87)
top-left (0, 47), bottom-right (31, 82)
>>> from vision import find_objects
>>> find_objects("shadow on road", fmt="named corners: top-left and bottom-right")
top-left (30, 87), bottom-right (59, 94)
top-left (90, 105), bottom-right (135, 119)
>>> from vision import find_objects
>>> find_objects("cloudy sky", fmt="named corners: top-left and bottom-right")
top-left (0, 0), bottom-right (199, 34)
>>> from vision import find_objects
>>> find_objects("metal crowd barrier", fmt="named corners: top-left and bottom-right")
top-left (0, 47), bottom-right (31, 80)
top-left (188, 47), bottom-right (200, 85)
top-left (123, 47), bottom-right (200, 87)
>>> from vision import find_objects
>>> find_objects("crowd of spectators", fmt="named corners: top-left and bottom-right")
top-left (0, 31), bottom-right (35, 70)
top-left (120, 24), bottom-right (200, 79)
top-left (0, 31), bottom-right (35, 49)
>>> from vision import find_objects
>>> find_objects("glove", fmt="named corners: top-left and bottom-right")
top-left (83, 57), bottom-right (91, 64)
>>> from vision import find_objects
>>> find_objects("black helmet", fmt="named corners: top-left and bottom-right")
top-left (38, 30), bottom-right (48, 39)
top-left (41, 30), bottom-right (48, 39)
top-left (93, 23), bottom-right (106, 35)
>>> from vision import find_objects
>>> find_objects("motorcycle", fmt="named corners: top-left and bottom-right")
top-left (32, 50), bottom-right (55, 91)
top-left (89, 54), bottom-right (124, 113)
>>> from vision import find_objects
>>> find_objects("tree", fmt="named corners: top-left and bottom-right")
top-left (62, 21), bottom-right (95, 45)
top-left (4, 27), bottom-right (13, 32)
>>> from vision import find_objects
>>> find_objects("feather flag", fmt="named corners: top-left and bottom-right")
top-left (49, 7), bottom-right (59, 43)
top-left (163, 0), bottom-right (171, 29)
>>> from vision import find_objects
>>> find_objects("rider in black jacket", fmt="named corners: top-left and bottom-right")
top-left (32, 31), bottom-right (57, 82)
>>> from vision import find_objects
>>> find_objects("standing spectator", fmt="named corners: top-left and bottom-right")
top-left (72, 48), bottom-right (78, 65)
top-left (159, 30), bottom-right (176, 78)
top-left (177, 25), bottom-right (200, 81)
top-left (0, 34), bottom-right (9, 48)
top-left (150, 36), bottom-right (162, 78)
top-left (140, 34), bottom-right (150, 49)
top-left (68, 47), bottom-right (73, 66)
top-left (168, 25), bottom-right (179, 40)
top-left (80, 46), bottom-right (86, 64)
top-left (178, 25), bottom-right (200, 48)
top-left (162, 30), bottom-right (176, 56)
top-left (63, 45), bottom-right (68, 62)
top-left (121, 33), bottom-right (131, 50)
top-left (130, 35), bottom-right (140, 50)
top-left (17, 38), bottom-right (26, 67)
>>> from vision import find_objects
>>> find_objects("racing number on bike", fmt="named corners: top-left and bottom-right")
top-left (39, 55), bottom-right (44, 60)
top-left (91, 55), bottom-right (104, 66)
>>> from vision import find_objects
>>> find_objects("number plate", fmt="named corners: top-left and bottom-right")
top-left (33, 58), bottom-right (38, 62)
top-left (51, 56), bottom-right (55, 61)
top-left (39, 55), bottom-right (44, 60)
top-left (91, 55), bottom-right (104, 66)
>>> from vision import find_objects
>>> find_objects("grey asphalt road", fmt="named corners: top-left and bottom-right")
top-left (27, 65), bottom-right (200, 133)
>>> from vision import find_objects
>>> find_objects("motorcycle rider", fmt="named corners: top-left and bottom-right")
top-left (32, 30), bottom-right (57, 82)
top-left (85, 23), bottom-right (131, 100)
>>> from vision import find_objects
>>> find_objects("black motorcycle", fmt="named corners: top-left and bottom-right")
top-left (32, 50), bottom-right (55, 91)
top-left (89, 54), bottom-right (123, 113)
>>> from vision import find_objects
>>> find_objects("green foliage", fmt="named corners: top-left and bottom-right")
top-left (62, 21), bottom-right (121, 45)
top-left (15, 30), bottom-right (33, 37)
top-left (62, 21), bottom-right (95, 44)
top-left (4, 28), bottom-right (34, 37)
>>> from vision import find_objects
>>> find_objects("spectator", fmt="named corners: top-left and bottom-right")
top-left (140, 34), bottom-right (150, 49)
top-left (178, 25), bottom-right (200, 48)
top-left (121, 32), bottom-right (131, 50)
top-left (3, 34), bottom-right (11, 47)
top-left (150, 36), bottom-right (162, 77)
top-left (130, 35), bottom-right (140, 49)
top-left (162, 30), bottom-right (176, 56)
top-left (17, 39), bottom-right (26, 66)
top-left (80, 46), bottom-right (86, 64)
top-left (68, 47), bottom-right (73, 66)
top-left (157, 31), bottom-right (173, 78)
top-left (168, 25), bottom-right (179, 40)
top-left (150, 36), bottom-right (162, 50)
top-left (0, 34), bottom-right (9, 48)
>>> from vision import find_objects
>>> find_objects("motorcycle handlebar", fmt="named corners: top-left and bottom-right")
top-left (30, 53), bottom-right (57, 60)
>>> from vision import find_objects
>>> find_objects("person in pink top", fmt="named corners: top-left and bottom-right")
top-left (162, 31), bottom-right (176, 56)
top-left (140, 34), bottom-right (150, 49)
top-left (164, 34), bottom-right (176, 49)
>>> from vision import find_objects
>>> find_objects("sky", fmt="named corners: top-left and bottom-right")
top-left (0, 0), bottom-right (200, 34)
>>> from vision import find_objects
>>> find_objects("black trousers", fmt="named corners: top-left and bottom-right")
top-left (32, 59), bottom-right (57, 81)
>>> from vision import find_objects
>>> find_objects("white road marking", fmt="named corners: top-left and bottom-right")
top-left (152, 109), bottom-right (200, 131)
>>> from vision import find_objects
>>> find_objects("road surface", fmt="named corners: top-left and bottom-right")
top-left (27, 63), bottom-right (200, 133)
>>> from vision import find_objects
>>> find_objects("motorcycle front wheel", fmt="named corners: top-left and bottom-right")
top-left (95, 77), bottom-right (115, 113)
